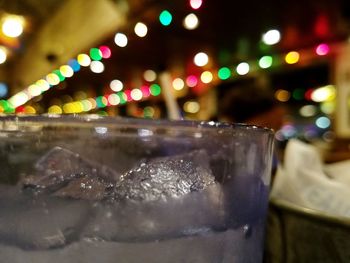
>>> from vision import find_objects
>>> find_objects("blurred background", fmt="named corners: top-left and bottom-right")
top-left (0, 0), bottom-right (350, 153)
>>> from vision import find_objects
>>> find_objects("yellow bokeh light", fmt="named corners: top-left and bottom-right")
top-left (48, 105), bottom-right (63, 114)
top-left (77, 54), bottom-right (91, 67)
top-left (274, 89), bottom-right (290, 102)
top-left (27, 84), bottom-right (41, 97)
top-left (2, 15), bottom-right (24, 38)
top-left (24, 105), bottom-right (36, 114)
top-left (200, 71), bottom-right (213, 83)
top-left (46, 73), bottom-right (60, 85)
top-left (285, 51), bottom-right (300, 64)
top-left (172, 78), bottom-right (185, 90)
top-left (184, 101), bottom-right (200, 113)
top-left (36, 79), bottom-right (50, 92)
top-left (311, 85), bottom-right (336, 102)
top-left (60, 65), bottom-right (74, 78)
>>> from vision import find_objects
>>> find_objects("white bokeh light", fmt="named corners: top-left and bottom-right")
top-left (183, 13), bottom-right (199, 30)
top-left (114, 33), bottom-right (128, 47)
top-left (2, 16), bottom-right (24, 38)
top-left (134, 22), bottom-right (148, 37)
top-left (262, 29), bottom-right (281, 45)
top-left (110, 79), bottom-right (124, 92)
top-left (236, 62), bottom-right (250, 75)
top-left (90, 61), bottom-right (105, 73)
top-left (194, 52), bottom-right (209, 66)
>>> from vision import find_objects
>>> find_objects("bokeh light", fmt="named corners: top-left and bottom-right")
top-left (217, 67), bottom-right (231, 80)
top-left (48, 105), bottom-right (63, 114)
top-left (299, 105), bottom-right (317, 117)
top-left (134, 22), bottom-right (148, 37)
top-left (68, 59), bottom-right (81, 72)
top-left (28, 84), bottom-right (41, 97)
top-left (184, 101), bottom-right (200, 113)
top-left (77, 54), bottom-right (91, 66)
top-left (316, 116), bottom-right (331, 129)
top-left (36, 79), bottom-right (50, 92)
top-left (143, 70), bottom-right (157, 82)
top-left (108, 94), bottom-right (120, 105)
top-left (200, 71), bottom-right (213, 83)
top-left (24, 105), bottom-right (36, 114)
top-left (236, 62), bottom-right (250, 75)
top-left (172, 78), bottom-right (185, 90)
top-left (0, 83), bottom-right (8, 98)
top-left (2, 15), bottom-right (24, 38)
top-left (114, 33), bottom-right (128, 47)
top-left (311, 85), bottom-right (335, 102)
top-left (8, 92), bottom-right (29, 108)
top-left (274, 89), bottom-right (290, 102)
top-left (150, 84), bottom-right (161, 96)
top-left (99, 46), bottom-right (111, 59)
top-left (190, 0), bottom-right (202, 9)
top-left (315, 43), bottom-right (330, 56)
top-left (194, 52), bottom-right (209, 66)
top-left (96, 96), bottom-right (108, 108)
top-left (89, 48), bottom-right (102, 61)
top-left (60, 65), bottom-right (74, 78)
top-left (90, 61), bottom-right (104, 73)
top-left (141, 86), bottom-right (151, 97)
top-left (131, 89), bottom-right (143, 101)
top-left (159, 10), bottom-right (172, 26)
top-left (0, 46), bottom-right (7, 64)
top-left (285, 51), bottom-right (300, 64)
top-left (186, 75), bottom-right (198, 87)
top-left (110, 79), bottom-right (123, 92)
top-left (259, 56), bottom-right (273, 68)
top-left (262, 29), bottom-right (281, 45)
top-left (320, 101), bottom-right (335, 114)
top-left (183, 13), bottom-right (199, 30)
top-left (46, 73), bottom-right (60, 85)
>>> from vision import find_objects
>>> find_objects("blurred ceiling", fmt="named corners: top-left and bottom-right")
top-left (0, 0), bottom-right (349, 99)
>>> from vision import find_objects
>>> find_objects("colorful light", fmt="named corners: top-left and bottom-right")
top-left (110, 79), bottom-right (123, 92)
top-left (217, 67), bottom-right (231, 80)
top-left (8, 92), bottom-right (29, 108)
top-left (311, 85), bottom-right (335, 102)
top-left (48, 105), bottom-right (62, 114)
top-left (190, 0), bottom-right (202, 9)
top-left (159, 10), bottom-right (172, 26)
top-left (150, 84), bottom-right (161, 96)
top-left (60, 65), bottom-right (74, 78)
top-left (299, 105), bottom-right (317, 117)
top-left (274, 89), bottom-right (290, 102)
top-left (262, 29), bottom-right (281, 45)
top-left (186, 75), bottom-right (198, 87)
top-left (96, 96), bottom-right (108, 108)
top-left (77, 54), bottom-right (91, 66)
top-left (200, 71), bottom-right (213, 83)
top-left (108, 94), bottom-right (120, 105)
top-left (36, 79), bottom-right (50, 92)
top-left (28, 84), bottom-right (41, 97)
top-left (99, 46), bottom-right (111, 59)
top-left (90, 48), bottom-right (102, 61)
top-left (118, 92), bottom-right (127, 104)
top-left (172, 78), bottom-right (185, 90)
top-left (292, 88), bottom-right (304, 100)
top-left (194, 52), bottom-right (209, 66)
top-left (315, 43), bottom-right (330, 56)
top-left (0, 83), bottom-right (8, 98)
top-left (134, 22), bottom-right (148, 37)
top-left (53, 69), bottom-right (65, 82)
top-left (82, 99), bottom-right (93, 111)
top-left (124, 90), bottom-right (132, 101)
top-left (114, 33), bottom-right (128, 47)
top-left (131, 89), bottom-right (143, 101)
top-left (141, 85), bottom-right (151, 97)
top-left (143, 69), bottom-right (157, 82)
top-left (90, 61), bottom-right (104, 73)
top-left (46, 73), bottom-right (60, 85)
top-left (24, 105), bottom-right (36, 114)
top-left (316, 116), bottom-right (331, 129)
top-left (285, 51), bottom-right (300, 64)
top-left (2, 15), bottom-right (24, 38)
top-left (183, 13), bottom-right (199, 30)
top-left (0, 46), bottom-right (7, 64)
top-left (259, 56), bottom-right (273, 69)
top-left (236, 62), bottom-right (250, 75)
top-left (320, 101), bottom-right (335, 115)
top-left (68, 59), bottom-right (81, 72)
top-left (184, 101), bottom-right (200, 113)
top-left (88, 98), bottom-right (97, 109)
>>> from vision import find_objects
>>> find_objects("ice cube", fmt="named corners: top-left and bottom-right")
top-left (112, 150), bottom-right (216, 202)
top-left (0, 193), bottom-right (92, 250)
top-left (81, 184), bottom-right (225, 242)
top-left (22, 147), bottom-right (118, 199)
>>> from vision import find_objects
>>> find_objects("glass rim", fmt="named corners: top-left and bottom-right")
top-left (0, 114), bottom-right (274, 134)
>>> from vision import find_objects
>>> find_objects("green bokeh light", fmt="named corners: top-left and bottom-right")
top-left (150, 84), bottom-right (161, 96)
top-left (90, 48), bottom-right (102, 61)
top-left (53, 70), bottom-right (65, 82)
top-left (258, 56), bottom-right (273, 69)
top-left (118, 92), bottom-right (127, 104)
top-left (159, 10), bottom-right (172, 26)
top-left (96, 96), bottom-right (107, 108)
top-left (218, 67), bottom-right (231, 80)
top-left (292, 88), bottom-right (304, 100)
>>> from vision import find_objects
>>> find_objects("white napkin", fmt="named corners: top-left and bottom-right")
top-left (271, 139), bottom-right (350, 217)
